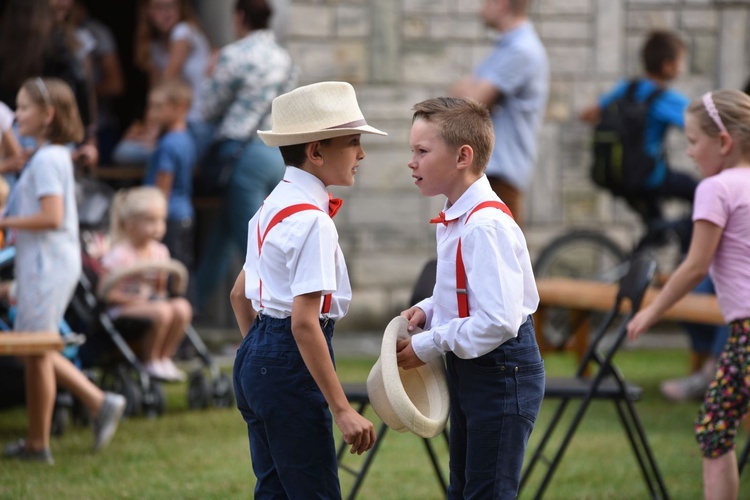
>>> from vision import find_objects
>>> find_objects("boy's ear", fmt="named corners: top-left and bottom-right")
top-left (306, 141), bottom-right (324, 166)
top-left (456, 145), bottom-right (474, 171)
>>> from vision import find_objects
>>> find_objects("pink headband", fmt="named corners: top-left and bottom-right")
top-left (702, 92), bottom-right (727, 134)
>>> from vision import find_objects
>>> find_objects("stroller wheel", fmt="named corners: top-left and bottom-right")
top-left (212, 372), bottom-right (235, 408)
top-left (100, 365), bottom-right (142, 417)
top-left (187, 370), bottom-right (210, 409)
top-left (142, 380), bottom-right (165, 418)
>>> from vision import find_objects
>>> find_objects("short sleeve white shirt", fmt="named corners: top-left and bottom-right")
top-left (242, 167), bottom-right (352, 320)
top-left (410, 175), bottom-right (539, 362)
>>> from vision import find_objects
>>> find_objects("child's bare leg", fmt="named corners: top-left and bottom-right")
top-left (23, 353), bottom-right (55, 451)
top-left (703, 453), bottom-right (738, 500)
top-left (160, 298), bottom-right (192, 359)
top-left (116, 301), bottom-right (173, 362)
top-left (51, 351), bottom-right (104, 416)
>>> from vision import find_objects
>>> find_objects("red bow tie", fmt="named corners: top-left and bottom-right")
top-left (429, 211), bottom-right (454, 226)
top-left (328, 193), bottom-right (343, 218)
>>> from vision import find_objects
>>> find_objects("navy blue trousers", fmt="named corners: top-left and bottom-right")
top-left (234, 315), bottom-right (341, 499)
top-left (446, 317), bottom-right (545, 499)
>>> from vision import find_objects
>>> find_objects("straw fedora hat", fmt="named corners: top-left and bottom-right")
top-left (258, 81), bottom-right (387, 147)
top-left (366, 316), bottom-right (450, 439)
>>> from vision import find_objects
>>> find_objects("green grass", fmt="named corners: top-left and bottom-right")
top-left (1, 349), bottom-right (750, 498)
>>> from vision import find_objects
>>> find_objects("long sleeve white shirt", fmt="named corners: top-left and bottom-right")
top-left (411, 176), bottom-right (539, 362)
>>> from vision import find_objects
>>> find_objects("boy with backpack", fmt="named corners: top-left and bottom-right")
top-left (580, 30), bottom-right (697, 224)
top-left (581, 30), bottom-right (729, 404)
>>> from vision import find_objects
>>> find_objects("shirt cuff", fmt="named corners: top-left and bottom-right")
top-left (411, 330), bottom-right (443, 363)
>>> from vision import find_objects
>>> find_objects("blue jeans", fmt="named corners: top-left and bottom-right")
top-left (233, 315), bottom-right (341, 499)
top-left (194, 139), bottom-right (285, 309)
top-left (682, 276), bottom-right (730, 358)
top-left (446, 317), bottom-right (545, 499)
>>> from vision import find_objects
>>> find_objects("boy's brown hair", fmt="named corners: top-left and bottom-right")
top-left (641, 30), bottom-right (686, 77)
top-left (412, 97), bottom-right (494, 175)
top-left (151, 78), bottom-right (193, 107)
top-left (279, 139), bottom-right (331, 167)
top-left (20, 77), bottom-right (84, 145)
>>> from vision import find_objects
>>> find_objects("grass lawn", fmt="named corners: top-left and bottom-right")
top-left (1, 347), bottom-right (750, 499)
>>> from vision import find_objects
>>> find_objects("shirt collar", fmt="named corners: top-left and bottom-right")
top-left (283, 166), bottom-right (330, 211)
top-left (497, 20), bottom-right (532, 45)
top-left (442, 175), bottom-right (495, 222)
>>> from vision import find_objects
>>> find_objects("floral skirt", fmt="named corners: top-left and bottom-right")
top-left (695, 318), bottom-right (750, 458)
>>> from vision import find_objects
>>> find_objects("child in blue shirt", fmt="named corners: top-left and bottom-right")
top-left (143, 78), bottom-right (196, 270)
top-left (581, 30), bottom-right (696, 223)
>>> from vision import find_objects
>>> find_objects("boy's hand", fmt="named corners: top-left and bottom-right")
top-left (333, 407), bottom-right (376, 455)
top-left (579, 105), bottom-right (601, 124)
top-left (396, 337), bottom-right (425, 370)
top-left (400, 306), bottom-right (426, 333)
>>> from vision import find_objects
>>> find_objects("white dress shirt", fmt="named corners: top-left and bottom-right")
top-left (242, 167), bottom-right (352, 320)
top-left (411, 175), bottom-right (540, 362)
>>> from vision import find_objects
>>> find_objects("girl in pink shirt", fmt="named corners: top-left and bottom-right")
top-left (101, 186), bottom-right (192, 382)
top-left (628, 89), bottom-right (750, 500)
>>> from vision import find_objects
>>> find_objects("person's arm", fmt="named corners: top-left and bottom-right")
top-left (155, 171), bottom-right (174, 201)
top-left (579, 105), bottom-right (601, 124)
top-left (162, 38), bottom-right (191, 81)
top-left (230, 270), bottom-right (256, 337)
top-left (0, 130), bottom-right (25, 174)
top-left (96, 52), bottom-right (125, 97)
top-left (0, 195), bottom-right (63, 230)
top-left (200, 49), bottom-right (238, 122)
top-left (627, 220), bottom-right (723, 340)
top-left (291, 292), bottom-right (376, 455)
top-left (450, 76), bottom-right (502, 109)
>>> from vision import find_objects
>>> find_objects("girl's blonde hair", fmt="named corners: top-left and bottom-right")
top-left (687, 89), bottom-right (750, 155)
top-left (20, 77), bottom-right (84, 144)
top-left (134, 0), bottom-right (203, 74)
top-left (109, 186), bottom-right (166, 243)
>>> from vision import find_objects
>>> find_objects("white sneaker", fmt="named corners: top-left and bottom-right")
top-left (161, 358), bottom-right (186, 383)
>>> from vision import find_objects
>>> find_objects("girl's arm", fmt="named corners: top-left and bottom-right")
top-left (0, 195), bottom-right (63, 230)
top-left (627, 220), bottom-right (723, 340)
top-left (291, 292), bottom-right (376, 455)
top-left (161, 38), bottom-right (191, 81)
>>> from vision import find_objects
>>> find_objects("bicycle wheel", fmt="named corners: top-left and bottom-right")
top-left (534, 230), bottom-right (628, 349)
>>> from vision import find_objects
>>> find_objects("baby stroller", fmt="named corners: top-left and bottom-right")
top-left (69, 177), bottom-right (234, 416)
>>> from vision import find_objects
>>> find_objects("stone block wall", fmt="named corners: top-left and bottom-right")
top-left (200, 0), bottom-right (750, 330)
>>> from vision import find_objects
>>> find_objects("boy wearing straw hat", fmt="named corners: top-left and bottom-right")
top-left (398, 97), bottom-right (545, 498)
top-left (229, 81), bottom-right (385, 498)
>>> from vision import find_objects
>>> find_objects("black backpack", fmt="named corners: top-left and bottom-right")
top-left (591, 80), bottom-right (664, 196)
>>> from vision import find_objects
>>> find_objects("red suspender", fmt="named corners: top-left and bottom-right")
top-left (455, 201), bottom-right (514, 318)
top-left (256, 204), bottom-right (334, 314)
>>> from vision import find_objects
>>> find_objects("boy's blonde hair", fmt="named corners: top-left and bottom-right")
top-left (20, 77), bottom-right (84, 145)
top-left (412, 97), bottom-right (494, 175)
top-left (687, 89), bottom-right (750, 156)
top-left (150, 78), bottom-right (193, 107)
top-left (109, 186), bottom-right (166, 243)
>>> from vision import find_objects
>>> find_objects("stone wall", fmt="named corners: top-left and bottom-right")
top-left (200, 0), bottom-right (750, 330)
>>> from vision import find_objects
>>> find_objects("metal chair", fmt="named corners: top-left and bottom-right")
top-left (337, 259), bottom-right (447, 499)
top-left (337, 383), bottom-right (448, 499)
top-left (520, 256), bottom-right (669, 499)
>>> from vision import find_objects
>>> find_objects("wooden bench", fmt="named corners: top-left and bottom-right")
top-left (534, 277), bottom-right (724, 363)
top-left (0, 332), bottom-right (64, 356)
